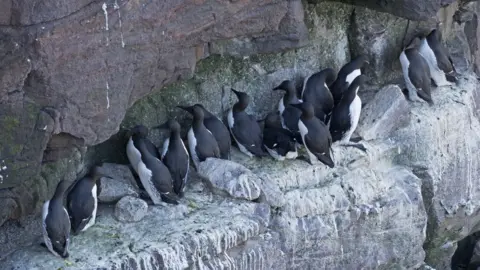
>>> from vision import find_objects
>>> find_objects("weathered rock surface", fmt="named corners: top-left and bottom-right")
top-left (0, 0), bottom-right (470, 231)
top-left (325, 0), bottom-right (456, 21)
top-left (97, 163), bottom-right (139, 203)
top-left (392, 74), bottom-right (480, 269)
top-left (357, 85), bottom-right (410, 141)
top-left (2, 73), bottom-right (480, 269)
top-left (114, 196), bottom-right (148, 223)
top-left (1, 0), bottom-right (480, 269)
top-left (198, 158), bottom-right (261, 201)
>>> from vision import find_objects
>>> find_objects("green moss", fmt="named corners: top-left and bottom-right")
top-left (1, 115), bottom-right (20, 132)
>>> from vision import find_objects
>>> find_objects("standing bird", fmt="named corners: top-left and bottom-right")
top-left (42, 180), bottom-right (71, 258)
top-left (417, 29), bottom-right (458, 86)
top-left (329, 75), bottom-right (368, 152)
top-left (260, 112), bottom-right (298, 161)
top-left (273, 80), bottom-right (303, 134)
top-left (399, 47), bottom-right (434, 105)
top-left (126, 125), bottom-right (160, 175)
top-left (330, 55), bottom-right (369, 106)
top-left (127, 125), bottom-right (179, 205)
top-left (290, 102), bottom-right (334, 168)
top-left (154, 119), bottom-right (189, 197)
top-left (67, 166), bottom-right (110, 235)
top-left (301, 68), bottom-right (337, 124)
top-left (228, 88), bottom-right (267, 158)
top-left (178, 104), bottom-right (231, 160)
top-left (181, 105), bottom-right (220, 169)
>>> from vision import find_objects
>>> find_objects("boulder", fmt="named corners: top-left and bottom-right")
top-left (97, 163), bottom-right (139, 203)
top-left (197, 158), bottom-right (261, 201)
top-left (357, 85), bottom-right (411, 141)
top-left (114, 196), bottom-right (148, 223)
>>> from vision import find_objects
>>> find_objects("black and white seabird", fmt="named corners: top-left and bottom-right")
top-left (329, 75), bottom-right (368, 152)
top-left (182, 105), bottom-right (220, 169)
top-left (273, 80), bottom-right (303, 133)
top-left (154, 119), bottom-right (189, 197)
top-left (400, 47), bottom-right (434, 105)
top-left (66, 166), bottom-right (109, 235)
top-left (126, 125), bottom-right (160, 175)
top-left (418, 29), bottom-right (458, 86)
top-left (178, 104), bottom-right (231, 160)
top-left (290, 102), bottom-right (334, 168)
top-left (300, 68), bottom-right (337, 124)
top-left (330, 55), bottom-right (369, 106)
top-left (42, 179), bottom-right (71, 258)
top-left (260, 112), bottom-right (298, 161)
top-left (228, 88), bottom-right (267, 158)
top-left (128, 125), bottom-right (179, 205)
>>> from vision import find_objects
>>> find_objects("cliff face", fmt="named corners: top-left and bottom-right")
top-left (1, 0), bottom-right (480, 269)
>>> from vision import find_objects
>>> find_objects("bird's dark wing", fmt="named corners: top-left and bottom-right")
top-left (232, 114), bottom-right (264, 154)
top-left (46, 205), bottom-right (70, 256)
top-left (145, 139), bottom-right (160, 160)
top-left (304, 124), bottom-right (334, 168)
top-left (67, 183), bottom-right (95, 233)
top-left (408, 63), bottom-right (433, 104)
top-left (163, 145), bottom-right (189, 195)
top-left (329, 106), bottom-right (350, 142)
top-left (195, 132), bottom-right (221, 161)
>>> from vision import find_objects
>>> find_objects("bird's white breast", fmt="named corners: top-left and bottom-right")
top-left (161, 137), bottom-right (170, 160)
top-left (278, 97), bottom-right (285, 114)
top-left (82, 184), bottom-right (98, 232)
top-left (126, 137), bottom-right (141, 174)
top-left (188, 127), bottom-right (199, 166)
top-left (346, 69), bottom-right (361, 86)
top-left (137, 161), bottom-right (162, 205)
top-left (227, 109), bottom-right (235, 128)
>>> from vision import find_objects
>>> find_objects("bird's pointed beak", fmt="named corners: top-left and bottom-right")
top-left (231, 88), bottom-right (241, 96)
top-left (272, 85), bottom-right (283, 91)
top-left (151, 120), bottom-right (169, 130)
top-left (177, 105), bottom-right (194, 115)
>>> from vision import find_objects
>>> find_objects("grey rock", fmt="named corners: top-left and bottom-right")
top-left (97, 163), bottom-right (139, 203)
top-left (198, 158), bottom-right (261, 201)
top-left (0, 0), bottom-right (308, 227)
top-left (392, 74), bottom-right (480, 269)
top-left (114, 196), bottom-right (148, 223)
top-left (357, 84), bottom-right (411, 141)
top-left (0, 189), bottom-right (274, 269)
top-left (446, 23), bottom-right (473, 74)
top-left (324, 0), bottom-right (456, 21)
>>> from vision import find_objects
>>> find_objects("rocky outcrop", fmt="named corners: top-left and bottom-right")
top-left (0, 0), bottom-right (475, 231)
top-left (1, 0), bottom-right (480, 268)
top-left (2, 73), bottom-right (479, 270)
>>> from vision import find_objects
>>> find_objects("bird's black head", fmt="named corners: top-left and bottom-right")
top-left (153, 119), bottom-right (181, 133)
top-left (273, 80), bottom-right (295, 93)
top-left (231, 88), bottom-right (250, 111)
top-left (128, 125), bottom-right (149, 138)
top-left (352, 54), bottom-right (370, 67)
top-left (192, 105), bottom-right (205, 121)
top-left (53, 179), bottom-right (71, 200)
top-left (347, 74), bottom-right (368, 97)
top-left (319, 68), bottom-right (337, 87)
top-left (427, 28), bottom-right (441, 42)
top-left (89, 165), bottom-right (111, 182)
top-left (177, 105), bottom-right (195, 115)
